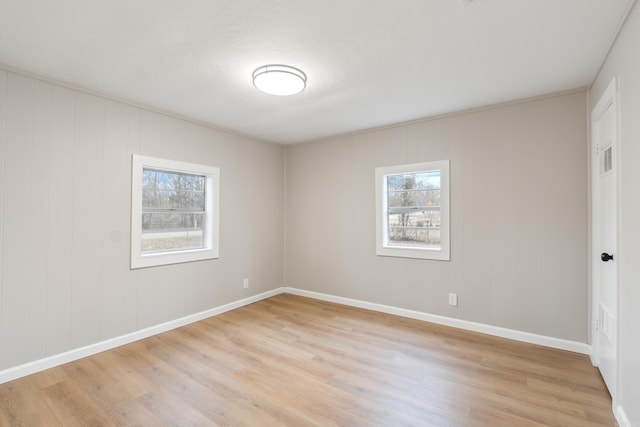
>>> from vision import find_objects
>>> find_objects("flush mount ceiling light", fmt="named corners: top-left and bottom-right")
top-left (252, 64), bottom-right (307, 96)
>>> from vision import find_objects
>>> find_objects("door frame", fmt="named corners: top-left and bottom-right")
top-left (590, 76), bottom-right (619, 404)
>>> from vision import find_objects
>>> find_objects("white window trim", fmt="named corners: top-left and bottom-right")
top-left (375, 160), bottom-right (450, 261)
top-left (131, 155), bottom-right (220, 269)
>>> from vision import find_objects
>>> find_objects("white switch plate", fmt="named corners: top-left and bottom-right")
top-left (448, 293), bottom-right (458, 307)
top-left (243, 278), bottom-right (249, 289)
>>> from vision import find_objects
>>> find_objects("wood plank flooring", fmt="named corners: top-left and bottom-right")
top-left (0, 293), bottom-right (616, 426)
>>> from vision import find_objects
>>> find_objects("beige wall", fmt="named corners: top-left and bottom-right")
top-left (286, 91), bottom-right (588, 343)
top-left (590, 1), bottom-right (640, 424)
top-left (0, 70), bottom-right (285, 370)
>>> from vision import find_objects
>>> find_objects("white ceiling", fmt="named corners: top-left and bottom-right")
top-left (0, 0), bottom-right (634, 144)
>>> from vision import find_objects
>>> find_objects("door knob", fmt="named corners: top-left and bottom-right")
top-left (601, 252), bottom-right (614, 262)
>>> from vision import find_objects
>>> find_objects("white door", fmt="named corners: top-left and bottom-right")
top-left (591, 77), bottom-right (618, 400)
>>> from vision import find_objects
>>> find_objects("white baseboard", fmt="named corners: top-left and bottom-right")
top-left (283, 287), bottom-right (591, 355)
top-left (0, 285), bottom-right (592, 385)
top-left (0, 287), bottom-right (284, 385)
top-left (616, 405), bottom-right (632, 427)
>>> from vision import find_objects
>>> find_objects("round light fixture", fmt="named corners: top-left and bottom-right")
top-left (252, 64), bottom-right (307, 96)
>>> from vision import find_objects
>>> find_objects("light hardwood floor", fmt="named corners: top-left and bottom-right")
top-left (0, 293), bottom-right (615, 426)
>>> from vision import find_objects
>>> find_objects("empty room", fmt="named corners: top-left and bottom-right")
top-left (1, 1), bottom-right (639, 426)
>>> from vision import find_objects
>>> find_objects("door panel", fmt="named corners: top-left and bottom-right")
top-left (591, 79), bottom-right (618, 400)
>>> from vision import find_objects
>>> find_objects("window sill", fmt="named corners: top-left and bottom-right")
top-left (131, 247), bottom-right (219, 269)
top-left (376, 245), bottom-right (450, 261)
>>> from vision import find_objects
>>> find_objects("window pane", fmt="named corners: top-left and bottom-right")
top-left (141, 212), bottom-right (204, 253)
top-left (141, 230), bottom-right (204, 252)
top-left (387, 209), bottom-right (441, 247)
top-left (387, 170), bottom-right (441, 247)
top-left (387, 171), bottom-right (440, 208)
top-left (142, 169), bottom-right (205, 210)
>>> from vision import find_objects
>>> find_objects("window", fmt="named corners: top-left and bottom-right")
top-left (131, 155), bottom-right (220, 269)
top-left (376, 160), bottom-right (450, 260)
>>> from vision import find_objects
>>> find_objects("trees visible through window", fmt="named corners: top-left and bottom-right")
top-left (386, 170), bottom-right (441, 248)
top-left (376, 161), bottom-right (450, 261)
top-left (142, 169), bottom-right (206, 253)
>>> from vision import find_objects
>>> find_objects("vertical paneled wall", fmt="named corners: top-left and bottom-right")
top-left (0, 70), bottom-right (285, 370)
top-left (285, 91), bottom-right (588, 342)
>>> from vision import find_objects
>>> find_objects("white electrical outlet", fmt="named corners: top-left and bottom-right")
top-left (448, 293), bottom-right (458, 307)
top-left (243, 278), bottom-right (249, 289)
